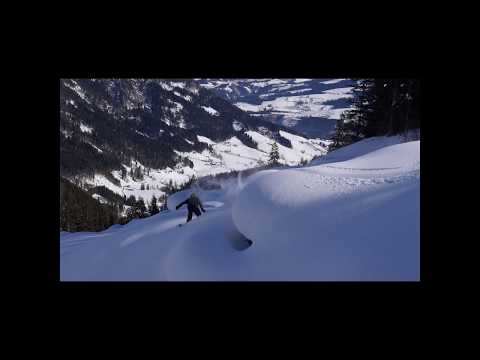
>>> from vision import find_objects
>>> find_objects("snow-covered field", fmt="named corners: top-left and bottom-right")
top-left (60, 135), bottom-right (420, 281)
top-left (197, 79), bottom-right (355, 136)
top-left (236, 91), bottom-right (354, 122)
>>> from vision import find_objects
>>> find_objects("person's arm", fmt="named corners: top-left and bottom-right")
top-left (176, 199), bottom-right (187, 210)
top-left (199, 199), bottom-right (205, 212)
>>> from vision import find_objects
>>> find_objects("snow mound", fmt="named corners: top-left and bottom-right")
top-left (231, 140), bottom-right (420, 280)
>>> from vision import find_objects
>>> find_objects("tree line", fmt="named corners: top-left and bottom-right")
top-left (330, 79), bottom-right (420, 150)
top-left (60, 174), bottom-right (200, 232)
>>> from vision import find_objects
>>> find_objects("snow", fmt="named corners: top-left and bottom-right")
top-left (81, 160), bottom-right (196, 204)
top-left (279, 130), bottom-right (327, 159)
top-left (135, 130), bottom-right (153, 139)
top-left (169, 81), bottom-right (185, 89)
top-left (323, 86), bottom-right (354, 95)
top-left (294, 78), bottom-right (312, 83)
top-left (200, 79), bottom-right (355, 138)
top-left (79, 123), bottom-right (93, 134)
top-left (236, 91), bottom-right (353, 120)
top-left (64, 80), bottom-right (91, 104)
top-left (288, 88), bottom-right (312, 94)
top-left (160, 83), bottom-right (173, 91)
top-left (246, 130), bottom-right (327, 165)
top-left (162, 117), bottom-right (173, 126)
top-left (167, 100), bottom-right (183, 114)
top-left (321, 79), bottom-right (346, 84)
top-left (78, 130), bottom-right (328, 211)
top-left (232, 121), bottom-right (244, 131)
top-left (260, 93), bottom-right (353, 118)
top-left (179, 130), bottom-right (326, 174)
top-left (197, 135), bottom-right (216, 145)
top-left (61, 135), bottom-right (419, 281)
top-left (60, 129), bottom-right (72, 138)
top-left (176, 116), bottom-right (187, 129)
top-left (67, 99), bottom-right (77, 108)
top-left (232, 141), bottom-right (419, 280)
top-left (310, 135), bottom-right (407, 166)
top-left (201, 83), bottom-right (215, 89)
top-left (88, 142), bottom-right (103, 153)
top-left (250, 79), bottom-right (286, 87)
top-left (234, 102), bottom-right (261, 112)
top-left (175, 136), bottom-right (266, 177)
top-left (200, 106), bottom-right (219, 116)
top-left (92, 194), bottom-right (108, 204)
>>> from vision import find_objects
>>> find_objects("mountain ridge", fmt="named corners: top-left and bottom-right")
top-left (60, 79), bottom-right (330, 205)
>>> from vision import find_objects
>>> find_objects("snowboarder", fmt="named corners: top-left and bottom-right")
top-left (176, 193), bottom-right (206, 223)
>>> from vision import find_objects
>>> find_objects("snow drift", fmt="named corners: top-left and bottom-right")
top-left (60, 135), bottom-right (420, 281)
top-left (232, 141), bottom-right (420, 280)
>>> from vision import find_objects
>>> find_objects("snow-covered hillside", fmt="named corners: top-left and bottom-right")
top-left (78, 131), bottom-right (329, 204)
top-left (61, 135), bottom-right (420, 281)
top-left (197, 79), bottom-right (356, 138)
top-left (61, 78), bottom-right (332, 205)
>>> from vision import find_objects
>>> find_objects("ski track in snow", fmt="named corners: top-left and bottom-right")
top-left (60, 135), bottom-right (420, 281)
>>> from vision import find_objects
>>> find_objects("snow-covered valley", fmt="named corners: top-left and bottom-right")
top-left (197, 79), bottom-right (356, 138)
top-left (60, 135), bottom-right (420, 281)
top-left (61, 78), bottom-right (333, 207)
top-left (74, 130), bottom-right (330, 206)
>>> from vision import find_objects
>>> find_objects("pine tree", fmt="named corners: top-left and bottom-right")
top-left (331, 79), bottom-right (420, 149)
top-left (134, 166), bottom-right (143, 181)
top-left (268, 142), bottom-right (280, 166)
top-left (137, 198), bottom-right (146, 213)
top-left (126, 195), bottom-right (136, 206)
top-left (149, 195), bottom-right (160, 215)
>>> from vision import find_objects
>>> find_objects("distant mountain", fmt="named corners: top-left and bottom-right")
top-left (60, 79), bottom-right (329, 203)
top-left (196, 79), bottom-right (355, 138)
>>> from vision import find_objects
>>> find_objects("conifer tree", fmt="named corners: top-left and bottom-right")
top-left (331, 79), bottom-right (420, 149)
top-left (268, 142), bottom-right (280, 166)
top-left (149, 195), bottom-right (160, 215)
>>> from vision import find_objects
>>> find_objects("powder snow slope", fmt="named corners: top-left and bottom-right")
top-left (232, 140), bottom-right (420, 280)
top-left (60, 135), bottom-right (420, 281)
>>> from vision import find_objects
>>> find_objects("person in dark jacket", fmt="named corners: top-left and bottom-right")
top-left (176, 193), bottom-right (206, 222)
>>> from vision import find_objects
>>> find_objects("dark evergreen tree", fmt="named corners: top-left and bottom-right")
top-left (126, 195), bottom-right (136, 206)
top-left (331, 79), bottom-right (421, 149)
top-left (126, 206), bottom-right (143, 221)
top-left (149, 195), bottom-right (160, 215)
top-left (136, 198), bottom-right (147, 215)
top-left (268, 142), bottom-right (280, 166)
top-left (60, 177), bottom-right (119, 232)
top-left (135, 166), bottom-right (144, 180)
